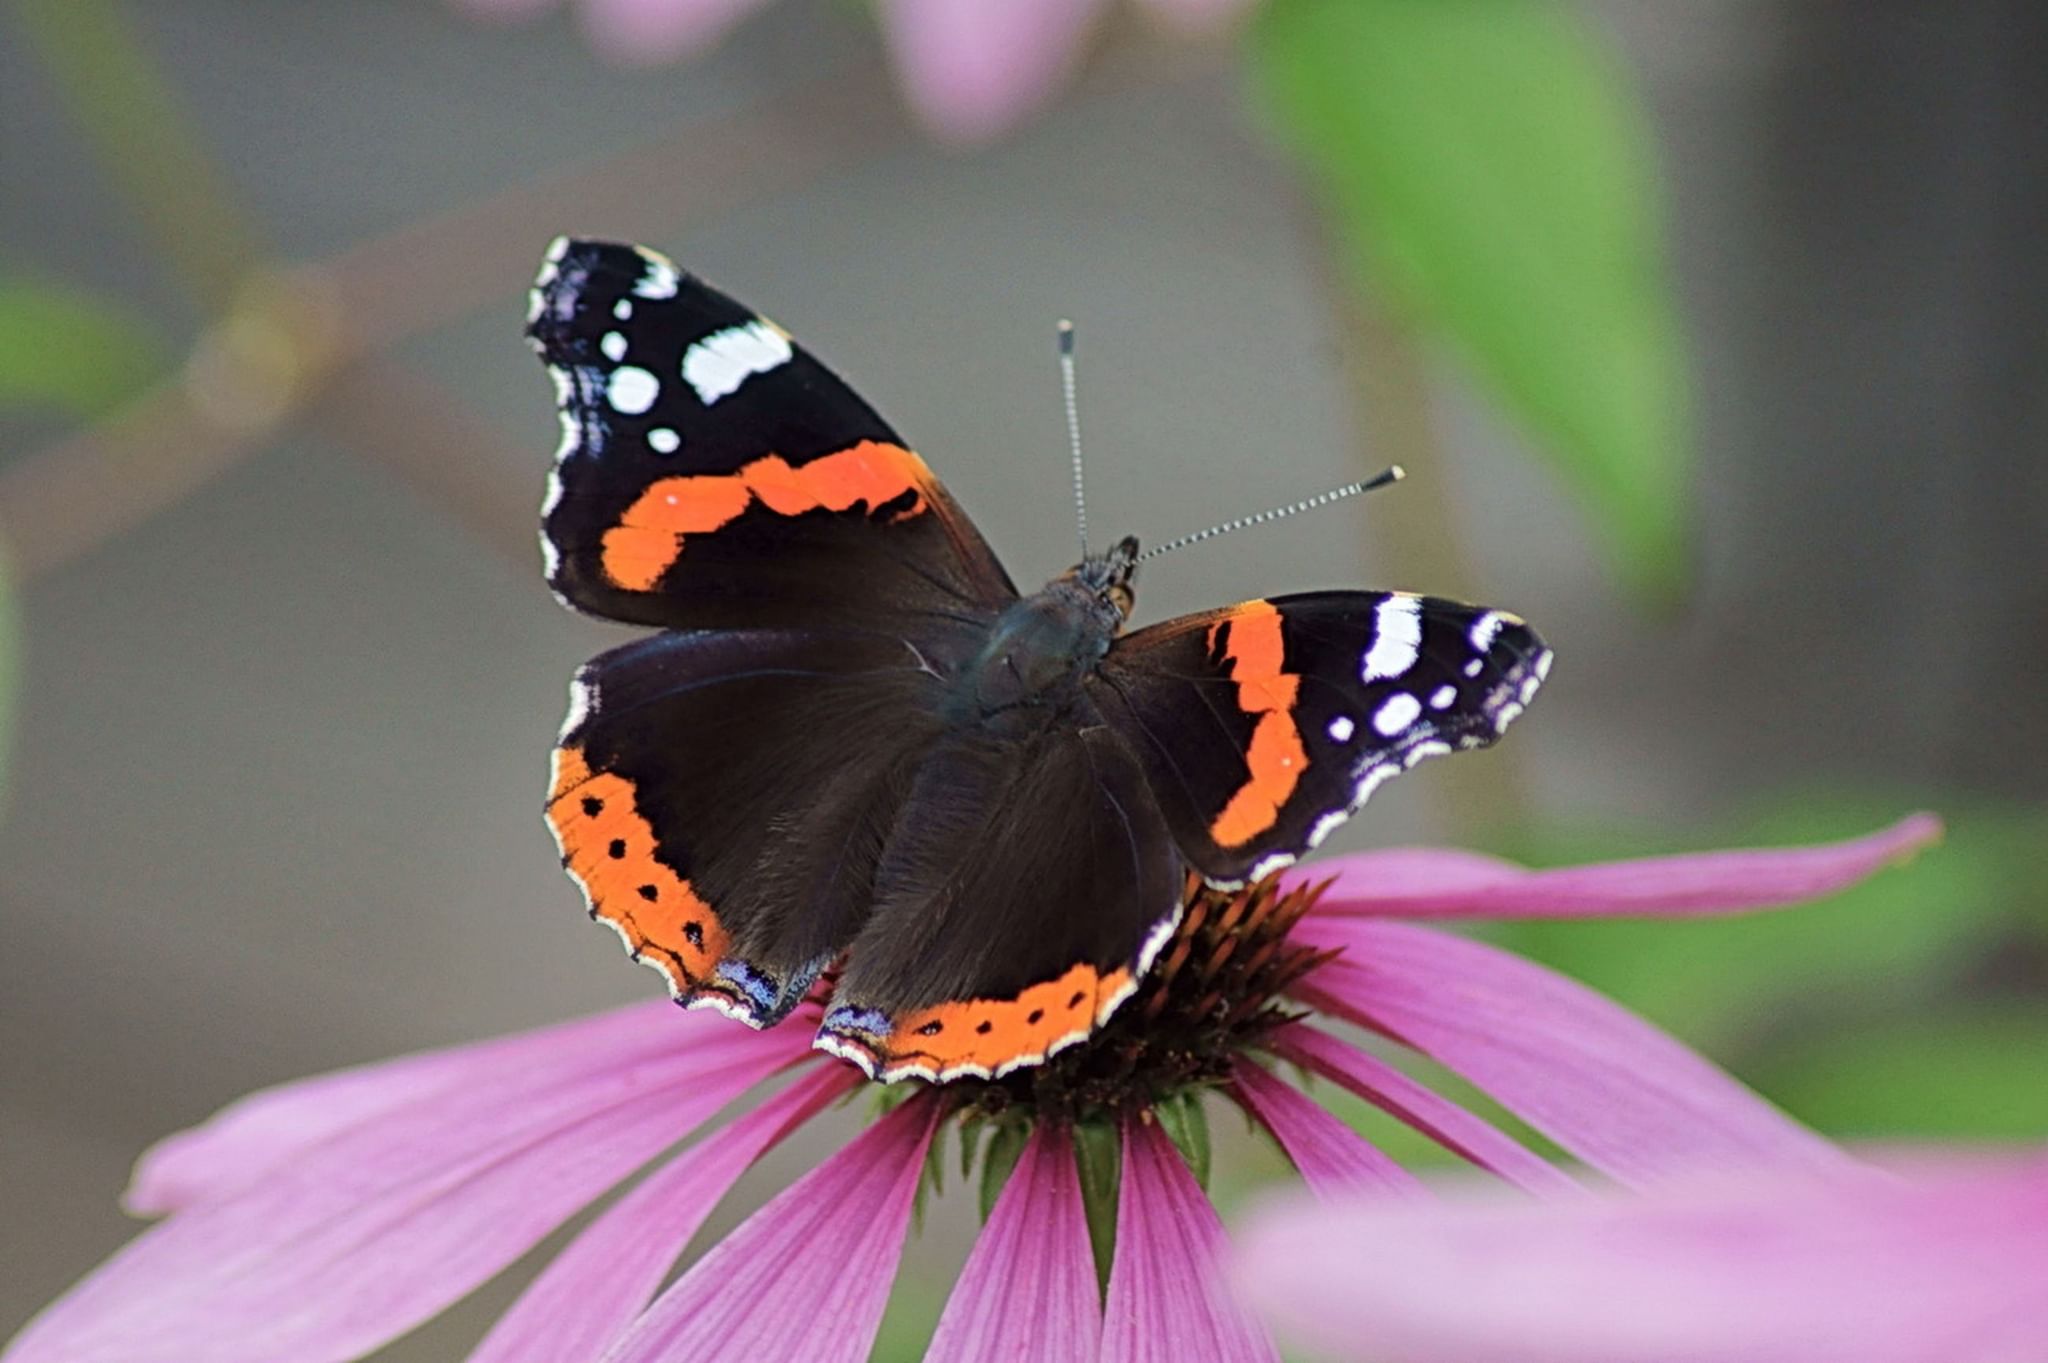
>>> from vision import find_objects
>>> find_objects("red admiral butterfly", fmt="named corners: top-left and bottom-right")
top-left (526, 239), bottom-right (1550, 1083)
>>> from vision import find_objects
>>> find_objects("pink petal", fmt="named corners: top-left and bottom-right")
top-left (1294, 920), bottom-right (1849, 1186)
top-left (603, 1094), bottom-right (941, 1363)
top-left (1228, 1060), bottom-right (1424, 1200)
top-left (129, 1001), bottom-right (677, 1214)
top-left (877, 0), bottom-right (1106, 143)
top-left (926, 1123), bottom-right (1100, 1363)
top-left (575, 0), bottom-right (775, 65)
top-left (12, 1020), bottom-right (806, 1363)
top-left (1233, 1158), bottom-right (2048, 1363)
top-left (1271, 1026), bottom-right (1580, 1198)
top-left (1102, 1114), bottom-right (1279, 1363)
top-left (1296, 814), bottom-right (1941, 921)
top-left (465, 1063), bottom-right (857, 1363)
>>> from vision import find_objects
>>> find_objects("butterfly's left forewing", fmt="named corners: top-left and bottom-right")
top-left (1092, 591), bottom-right (1551, 886)
top-left (528, 238), bottom-right (1015, 632)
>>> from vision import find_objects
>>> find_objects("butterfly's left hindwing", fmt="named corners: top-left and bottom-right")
top-left (1092, 592), bottom-right (1551, 886)
top-left (548, 626), bottom-right (954, 1026)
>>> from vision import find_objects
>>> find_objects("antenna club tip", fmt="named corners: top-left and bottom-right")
top-left (1388, 464), bottom-right (1407, 482)
top-left (1057, 319), bottom-right (1075, 354)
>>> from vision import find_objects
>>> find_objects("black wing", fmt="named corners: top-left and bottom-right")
top-left (1090, 592), bottom-right (1551, 886)
top-left (815, 721), bottom-right (1185, 1083)
top-left (548, 626), bottom-right (959, 1026)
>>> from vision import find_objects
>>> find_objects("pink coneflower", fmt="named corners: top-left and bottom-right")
top-left (453, 0), bottom-right (1255, 142)
top-left (4, 815), bottom-right (1935, 1363)
top-left (1234, 1148), bottom-right (2048, 1363)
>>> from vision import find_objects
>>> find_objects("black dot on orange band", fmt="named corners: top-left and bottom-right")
top-left (976, 1020), bottom-right (993, 1034)
top-left (608, 839), bottom-right (627, 859)
top-left (917, 1020), bottom-right (943, 1037)
top-left (683, 921), bottom-right (704, 947)
top-left (1027, 1009), bottom-right (1044, 1025)
top-left (581, 796), bottom-right (604, 816)
top-left (1068, 991), bottom-right (1085, 1009)
top-left (636, 884), bottom-right (658, 901)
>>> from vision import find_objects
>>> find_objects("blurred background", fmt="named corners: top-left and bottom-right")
top-left (2, 0), bottom-right (2043, 1356)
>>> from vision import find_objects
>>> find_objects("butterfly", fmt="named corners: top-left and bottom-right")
top-left (525, 238), bottom-right (1551, 1083)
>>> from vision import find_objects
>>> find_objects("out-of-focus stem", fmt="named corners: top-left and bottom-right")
top-left (11, 0), bottom-right (266, 313)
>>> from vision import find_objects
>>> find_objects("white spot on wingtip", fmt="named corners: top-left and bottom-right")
top-left (1373, 691), bottom-right (1423, 736)
top-left (1429, 684), bottom-right (1457, 710)
top-left (1464, 659), bottom-right (1484, 678)
top-left (607, 365), bottom-right (659, 415)
top-left (647, 427), bottom-right (680, 455)
top-left (600, 331), bottom-right (628, 362)
top-left (613, 298), bottom-right (633, 320)
top-left (1327, 714), bottom-right (1356, 743)
top-left (1469, 611), bottom-right (1508, 654)
top-left (632, 248), bottom-right (680, 299)
top-left (683, 320), bottom-right (794, 404)
top-left (1360, 594), bottom-right (1423, 681)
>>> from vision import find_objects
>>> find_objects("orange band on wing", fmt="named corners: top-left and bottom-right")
top-left (828, 961), bottom-right (1137, 1081)
top-left (547, 746), bottom-right (731, 992)
top-left (1207, 602), bottom-right (1309, 849)
top-left (600, 440), bottom-right (934, 590)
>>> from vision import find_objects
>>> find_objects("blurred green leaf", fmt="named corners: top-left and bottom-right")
top-left (976, 1119), bottom-right (1031, 1222)
top-left (869, 1274), bottom-right (946, 1363)
top-left (1073, 1116), bottom-right (1121, 1298)
top-left (1751, 1003), bottom-right (2048, 1142)
top-left (1156, 1090), bottom-right (1213, 1189)
top-left (1252, 0), bottom-right (1692, 603)
top-left (0, 277), bottom-right (165, 415)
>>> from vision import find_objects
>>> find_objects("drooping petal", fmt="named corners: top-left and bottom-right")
top-left (1294, 920), bottom-right (1849, 1186)
top-left (1102, 1114), bottom-right (1278, 1363)
top-left (877, 0), bottom-right (1106, 143)
top-left (1298, 814), bottom-right (1940, 921)
top-left (603, 1093), bottom-right (941, 1363)
top-left (926, 1123), bottom-right (1099, 1363)
top-left (1228, 1060), bottom-right (1423, 1200)
top-left (465, 1063), bottom-right (857, 1363)
top-left (575, 0), bottom-right (776, 65)
top-left (129, 1001), bottom-right (676, 1214)
top-left (1233, 1157), bottom-right (2048, 1363)
top-left (1270, 1026), bottom-right (1579, 1198)
top-left (10, 1019), bottom-right (807, 1363)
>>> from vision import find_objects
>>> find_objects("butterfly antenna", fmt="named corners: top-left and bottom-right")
top-left (1059, 319), bottom-right (1088, 557)
top-left (1138, 465), bottom-right (1406, 562)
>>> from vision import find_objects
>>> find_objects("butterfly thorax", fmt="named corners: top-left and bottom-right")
top-left (950, 535), bottom-right (1139, 723)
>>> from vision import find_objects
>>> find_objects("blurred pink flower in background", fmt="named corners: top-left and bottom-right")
top-left (1235, 1153), bottom-right (2048, 1363)
top-left (2, 815), bottom-right (1936, 1363)
top-left (452, 0), bottom-right (1258, 141)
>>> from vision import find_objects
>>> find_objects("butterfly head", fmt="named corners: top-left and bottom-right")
top-left (1065, 534), bottom-right (1140, 624)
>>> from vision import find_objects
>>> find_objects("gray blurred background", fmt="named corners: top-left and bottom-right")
top-left (3, 1), bottom-right (2044, 1354)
